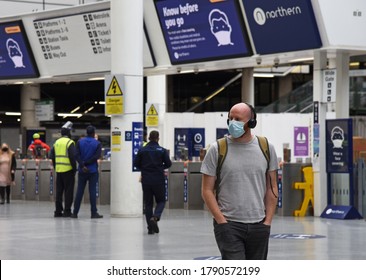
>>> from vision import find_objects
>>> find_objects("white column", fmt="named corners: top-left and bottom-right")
top-left (110, 0), bottom-right (143, 217)
top-left (147, 75), bottom-right (167, 145)
top-left (329, 51), bottom-right (350, 118)
top-left (241, 68), bottom-right (254, 105)
top-left (312, 50), bottom-right (328, 216)
top-left (20, 84), bottom-right (40, 151)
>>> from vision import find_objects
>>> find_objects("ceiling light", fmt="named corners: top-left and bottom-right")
top-left (5, 112), bottom-right (21, 116)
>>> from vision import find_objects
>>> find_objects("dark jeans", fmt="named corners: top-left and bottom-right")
top-left (214, 220), bottom-right (271, 260)
top-left (73, 172), bottom-right (99, 215)
top-left (55, 171), bottom-right (75, 215)
top-left (142, 183), bottom-right (165, 227)
top-left (0, 185), bottom-right (11, 202)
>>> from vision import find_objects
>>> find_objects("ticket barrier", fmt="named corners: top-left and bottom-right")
top-left (167, 161), bottom-right (185, 209)
top-left (25, 160), bottom-right (40, 200)
top-left (277, 163), bottom-right (312, 216)
top-left (99, 160), bottom-right (110, 205)
top-left (185, 162), bottom-right (204, 210)
top-left (13, 159), bottom-right (26, 200)
top-left (39, 160), bottom-right (54, 201)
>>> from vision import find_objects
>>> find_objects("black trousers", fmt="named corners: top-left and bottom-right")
top-left (0, 185), bottom-right (11, 201)
top-left (214, 220), bottom-right (271, 260)
top-left (55, 171), bottom-right (75, 215)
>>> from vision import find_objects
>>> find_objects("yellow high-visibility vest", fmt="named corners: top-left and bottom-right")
top-left (54, 137), bottom-right (74, 173)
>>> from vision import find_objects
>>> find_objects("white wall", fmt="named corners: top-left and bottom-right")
top-left (163, 112), bottom-right (314, 163)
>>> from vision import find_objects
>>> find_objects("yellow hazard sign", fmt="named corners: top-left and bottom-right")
top-left (146, 103), bottom-right (159, 127)
top-left (107, 76), bottom-right (123, 96)
top-left (105, 75), bottom-right (124, 115)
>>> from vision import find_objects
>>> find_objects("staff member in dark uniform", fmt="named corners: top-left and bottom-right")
top-left (50, 123), bottom-right (76, 217)
top-left (134, 130), bottom-right (172, 235)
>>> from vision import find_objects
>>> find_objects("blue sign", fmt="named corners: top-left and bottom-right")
top-left (154, 0), bottom-right (252, 64)
top-left (326, 119), bottom-right (352, 173)
top-left (321, 205), bottom-right (362, 220)
top-left (132, 122), bottom-right (143, 172)
top-left (125, 131), bottom-right (132, 141)
top-left (216, 128), bottom-right (228, 139)
top-left (241, 0), bottom-right (321, 54)
top-left (0, 21), bottom-right (39, 79)
top-left (174, 128), bottom-right (205, 160)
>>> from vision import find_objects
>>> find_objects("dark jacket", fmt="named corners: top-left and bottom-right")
top-left (75, 136), bottom-right (101, 173)
top-left (134, 141), bottom-right (172, 185)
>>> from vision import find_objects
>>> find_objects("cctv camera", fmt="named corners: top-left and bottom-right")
top-left (273, 57), bottom-right (279, 68)
top-left (177, 67), bottom-right (181, 73)
top-left (256, 57), bottom-right (262, 65)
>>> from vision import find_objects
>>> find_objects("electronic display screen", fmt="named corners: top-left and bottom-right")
top-left (0, 20), bottom-right (39, 79)
top-left (241, 0), bottom-right (322, 54)
top-left (154, 0), bottom-right (252, 64)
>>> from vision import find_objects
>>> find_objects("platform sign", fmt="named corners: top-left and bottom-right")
top-left (104, 75), bottom-right (124, 115)
top-left (322, 69), bottom-right (337, 103)
top-left (241, 0), bottom-right (321, 54)
top-left (146, 103), bottom-right (159, 127)
top-left (132, 122), bottom-right (143, 172)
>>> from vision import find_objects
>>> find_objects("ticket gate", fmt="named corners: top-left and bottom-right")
top-left (39, 160), bottom-right (54, 201)
top-left (185, 162), bottom-right (204, 210)
top-left (13, 159), bottom-right (26, 200)
top-left (25, 160), bottom-right (39, 200)
top-left (167, 162), bottom-right (185, 209)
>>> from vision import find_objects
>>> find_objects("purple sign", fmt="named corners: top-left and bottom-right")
top-left (294, 127), bottom-right (309, 156)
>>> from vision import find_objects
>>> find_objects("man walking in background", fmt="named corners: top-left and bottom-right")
top-left (134, 130), bottom-right (172, 234)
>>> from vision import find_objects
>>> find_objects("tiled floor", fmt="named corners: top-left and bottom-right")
top-left (1, 200), bottom-right (366, 260)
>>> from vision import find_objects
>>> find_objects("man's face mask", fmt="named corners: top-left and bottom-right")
top-left (228, 120), bottom-right (245, 138)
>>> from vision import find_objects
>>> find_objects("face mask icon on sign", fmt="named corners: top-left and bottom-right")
top-left (6, 38), bottom-right (25, 68)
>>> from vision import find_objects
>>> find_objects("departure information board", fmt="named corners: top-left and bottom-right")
top-left (33, 9), bottom-right (155, 76)
top-left (33, 9), bottom-right (111, 76)
top-left (0, 20), bottom-right (39, 79)
top-left (154, 0), bottom-right (252, 64)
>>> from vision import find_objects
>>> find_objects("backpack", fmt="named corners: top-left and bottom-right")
top-left (34, 144), bottom-right (43, 158)
top-left (215, 135), bottom-right (270, 179)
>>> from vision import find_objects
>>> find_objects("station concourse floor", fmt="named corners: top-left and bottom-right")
top-left (1, 200), bottom-right (366, 260)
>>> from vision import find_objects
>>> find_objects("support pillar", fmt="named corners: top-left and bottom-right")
top-left (312, 50), bottom-right (328, 216)
top-left (110, 0), bottom-right (143, 217)
top-left (20, 83), bottom-right (40, 152)
top-left (241, 68), bottom-right (254, 105)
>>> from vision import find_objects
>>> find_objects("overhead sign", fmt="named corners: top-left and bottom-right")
top-left (31, 9), bottom-right (154, 76)
top-left (242, 0), bottom-right (322, 54)
top-left (104, 75), bottom-right (124, 115)
top-left (35, 99), bottom-right (54, 121)
top-left (154, 0), bottom-right (252, 64)
top-left (146, 103), bottom-right (159, 127)
top-left (0, 20), bottom-right (39, 79)
top-left (322, 69), bottom-right (336, 103)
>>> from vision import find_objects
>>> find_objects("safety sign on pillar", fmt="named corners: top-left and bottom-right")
top-left (105, 75), bottom-right (124, 115)
top-left (145, 103), bottom-right (159, 127)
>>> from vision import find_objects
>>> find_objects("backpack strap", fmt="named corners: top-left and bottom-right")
top-left (256, 135), bottom-right (270, 171)
top-left (215, 136), bottom-right (228, 196)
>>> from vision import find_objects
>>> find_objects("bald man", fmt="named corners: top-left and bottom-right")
top-left (201, 102), bottom-right (279, 260)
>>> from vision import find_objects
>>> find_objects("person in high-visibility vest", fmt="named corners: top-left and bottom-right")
top-left (50, 125), bottom-right (76, 218)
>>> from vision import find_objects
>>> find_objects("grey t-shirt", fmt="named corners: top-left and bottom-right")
top-left (200, 136), bottom-right (278, 223)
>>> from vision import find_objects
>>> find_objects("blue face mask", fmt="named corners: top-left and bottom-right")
top-left (228, 120), bottom-right (245, 138)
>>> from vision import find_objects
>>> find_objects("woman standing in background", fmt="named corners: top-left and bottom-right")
top-left (0, 143), bottom-right (16, 204)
